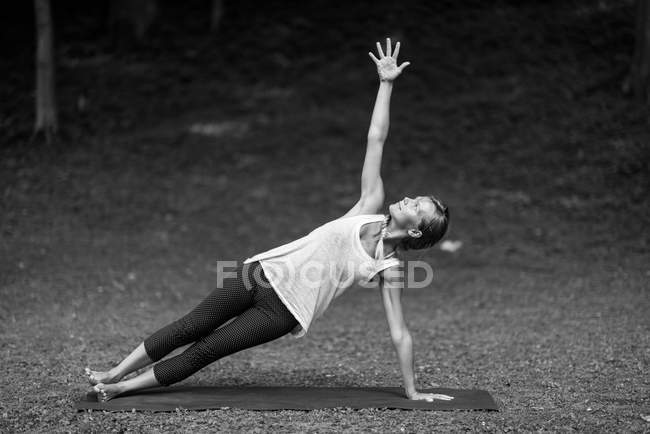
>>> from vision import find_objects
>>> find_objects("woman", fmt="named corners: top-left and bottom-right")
top-left (87, 38), bottom-right (452, 403)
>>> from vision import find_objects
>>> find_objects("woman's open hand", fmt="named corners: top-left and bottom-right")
top-left (369, 38), bottom-right (410, 82)
top-left (407, 391), bottom-right (455, 402)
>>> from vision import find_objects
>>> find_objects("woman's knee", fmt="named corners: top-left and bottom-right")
top-left (184, 340), bottom-right (221, 366)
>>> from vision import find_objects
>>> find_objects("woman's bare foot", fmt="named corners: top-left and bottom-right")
top-left (85, 367), bottom-right (121, 386)
top-left (93, 383), bottom-right (123, 402)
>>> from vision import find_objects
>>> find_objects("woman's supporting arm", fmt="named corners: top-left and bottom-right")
top-left (343, 38), bottom-right (410, 218)
top-left (380, 266), bottom-right (454, 402)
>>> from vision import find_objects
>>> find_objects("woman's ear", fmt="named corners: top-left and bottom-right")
top-left (407, 228), bottom-right (422, 239)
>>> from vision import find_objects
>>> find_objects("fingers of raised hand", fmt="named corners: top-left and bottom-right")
top-left (376, 41), bottom-right (385, 58)
top-left (371, 39), bottom-right (408, 75)
top-left (392, 41), bottom-right (401, 60)
top-left (368, 51), bottom-right (380, 65)
top-left (398, 61), bottom-right (411, 72)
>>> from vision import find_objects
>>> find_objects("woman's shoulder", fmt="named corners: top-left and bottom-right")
top-left (339, 214), bottom-right (386, 235)
top-left (310, 214), bottom-right (380, 236)
top-left (337, 213), bottom-right (385, 222)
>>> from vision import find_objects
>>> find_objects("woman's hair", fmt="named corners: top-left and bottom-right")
top-left (400, 195), bottom-right (450, 251)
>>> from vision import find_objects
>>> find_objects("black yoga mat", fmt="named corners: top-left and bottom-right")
top-left (75, 386), bottom-right (498, 411)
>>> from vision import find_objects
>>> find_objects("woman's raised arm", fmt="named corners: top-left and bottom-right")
top-left (343, 38), bottom-right (410, 218)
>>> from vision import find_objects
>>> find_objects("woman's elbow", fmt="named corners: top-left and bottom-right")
top-left (367, 131), bottom-right (386, 144)
top-left (360, 187), bottom-right (384, 207)
top-left (391, 328), bottom-right (411, 345)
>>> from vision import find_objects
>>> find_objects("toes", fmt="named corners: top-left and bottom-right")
top-left (86, 370), bottom-right (97, 385)
top-left (94, 384), bottom-right (109, 402)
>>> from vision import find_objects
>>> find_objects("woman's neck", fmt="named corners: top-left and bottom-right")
top-left (382, 214), bottom-right (404, 255)
top-left (380, 214), bottom-right (399, 257)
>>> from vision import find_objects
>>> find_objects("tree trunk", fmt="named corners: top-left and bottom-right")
top-left (211, 0), bottom-right (224, 33)
top-left (34, 0), bottom-right (57, 142)
top-left (631, 0), bottom-right (650, 102)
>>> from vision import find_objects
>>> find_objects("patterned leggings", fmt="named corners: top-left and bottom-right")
top-left (144, 261), bottom-right (298, 386)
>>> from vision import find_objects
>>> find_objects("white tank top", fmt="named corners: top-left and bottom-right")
top-left (243, 214), bottom-right (400, 338)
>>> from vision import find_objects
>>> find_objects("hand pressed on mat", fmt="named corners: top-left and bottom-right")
top-left (408, 391), bottom-right (454, 402)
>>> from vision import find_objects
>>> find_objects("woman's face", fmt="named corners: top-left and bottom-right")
top-left (388, 196), bottom-right (437, 232)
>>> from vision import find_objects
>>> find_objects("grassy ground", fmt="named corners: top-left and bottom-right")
top-left (1, 0), bottom-right (649, 432)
